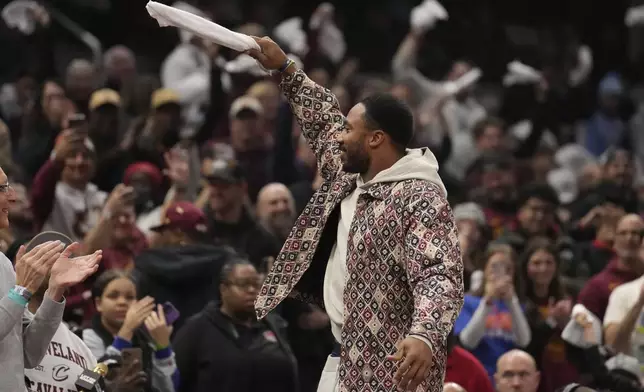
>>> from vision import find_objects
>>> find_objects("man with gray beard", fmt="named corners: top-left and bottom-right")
top-left (256, 183), bottom-right (297, 245)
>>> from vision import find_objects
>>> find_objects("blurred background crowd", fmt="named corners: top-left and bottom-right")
top-left (3, 0), bottom-right (644, 391)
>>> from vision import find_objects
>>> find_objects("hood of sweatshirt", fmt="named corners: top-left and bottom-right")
top-left (359, 147), bottom-right (447, 196)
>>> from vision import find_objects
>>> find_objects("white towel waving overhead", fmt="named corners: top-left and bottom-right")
top-left (146, 1), bottom-right (260, 52)
top-left (410, 0), bottom-right (448, 33)
top-left (503, 60), bottom-right (542, 86)
top-left (442, 68), bottom-right (482, 96)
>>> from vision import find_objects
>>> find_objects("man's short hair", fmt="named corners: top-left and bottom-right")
top-left (518, 183), bottom-right (559, 208)
top-left (360, 93), bottom-right (414, 151)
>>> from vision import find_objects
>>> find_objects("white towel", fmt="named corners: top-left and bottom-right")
top-left (410, 0), bottom-right (448, 34)
top-left (442, 68), bottom-right (482, 96)
top-left (503, 60), bottom-right (542, 86)
top-left (2, 0), bottom-right (39, 35)
top-left (561, 304), bottom-right (602, 348)
top-left (308, 3), bottom-right (346, 64)
top-left (146, 1), bottom-right (260, 52)
top-left (273, 17), bottom-right (309, 57)
top-left (224, 54), bottom-right (269, 77)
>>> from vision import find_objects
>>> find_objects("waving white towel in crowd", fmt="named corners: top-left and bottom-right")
top-left (146, 1), bottom-right (259, 52)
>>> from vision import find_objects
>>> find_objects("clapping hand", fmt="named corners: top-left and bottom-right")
top-left (15, 241), bottom-right (65, 293)
top-left (48, 242), bottom-right (101, 300)
top-left (548, 298), bottom-right (572, 328)
top-left (388, 337), bottom-right (433, 391)
top-left (118, 297), bottom-right (155, 341)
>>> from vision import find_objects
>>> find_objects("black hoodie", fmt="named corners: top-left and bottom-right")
top-left (173, 302), bottom-right (298, 392)
top-left (133, 244), bottom-right (237, 330)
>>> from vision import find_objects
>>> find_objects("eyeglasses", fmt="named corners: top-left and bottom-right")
top-left (0, 183), bottom-right (12, 193)
top-left (499, 370), bottom-right (533, 380)
top-left (226, 280), bottom-right (262, 291)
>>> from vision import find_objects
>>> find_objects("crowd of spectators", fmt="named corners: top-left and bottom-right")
top-left (4, 0), bottom-right (644, 391)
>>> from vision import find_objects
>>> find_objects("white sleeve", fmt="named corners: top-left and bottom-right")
top-left (604, 288), bottom-right (629, 327)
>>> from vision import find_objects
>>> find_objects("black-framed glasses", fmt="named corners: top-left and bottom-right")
top-left (0, 183), bottom-right (11, 193)
top-left (225, 279), bottom-right (262, 291)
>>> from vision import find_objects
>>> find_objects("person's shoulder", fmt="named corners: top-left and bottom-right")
top-left (610, 276), bottom-right (643, 298)
top-left (402, 180), bottom-right (449, 209)
top-left (452, 346), bottom-right (486, 371)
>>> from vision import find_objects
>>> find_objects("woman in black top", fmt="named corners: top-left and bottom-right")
top-left (173, 259), bottom-right (298, 392)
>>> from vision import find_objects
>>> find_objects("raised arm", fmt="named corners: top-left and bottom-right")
top-left (247, 36), bottom-right (346, 180)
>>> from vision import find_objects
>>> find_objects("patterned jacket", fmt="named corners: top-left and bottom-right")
top-left (255, 69), bottom-right (464, 392)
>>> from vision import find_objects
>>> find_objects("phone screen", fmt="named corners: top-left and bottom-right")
top-left (162, 302), bottom-right (180, 325)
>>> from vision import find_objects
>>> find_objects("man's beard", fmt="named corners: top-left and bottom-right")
top-left (341, 144), bottom-right (370, 174)
top-left (267, 213), bottom-right (295, 241)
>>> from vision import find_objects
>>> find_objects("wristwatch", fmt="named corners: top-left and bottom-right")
top-left (13, 285), bottom-right (33, 302)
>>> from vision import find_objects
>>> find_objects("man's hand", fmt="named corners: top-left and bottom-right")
top-left (163, 148), bottom-right (189, 189)
top-left (144, 304), bottom-right (173, 348)
top-left (246, 36), bottom-right (289, 70)
top-left (48, 243), bottom-right (101, 300)
top-left (103, 184), bottom-right (135, 219)
top-left (53, 129), bottom-right (87, 163)
top-left (15, 241), bottom-right (65, 293)
top-left (388, 337), bottom-right (433, 391)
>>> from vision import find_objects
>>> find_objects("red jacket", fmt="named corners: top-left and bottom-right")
top-left (445, 346), bottom-right (495, 392)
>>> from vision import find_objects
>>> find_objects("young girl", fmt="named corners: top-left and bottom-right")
top-left (454, 243), bottom-right (531, 378)
top-left (82, 269), bottom-right (178, 392)
top-left (521, 239), bottom-right (578, 392)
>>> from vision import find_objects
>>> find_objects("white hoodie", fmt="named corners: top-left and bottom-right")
top-left (323, 147), bottom-right (447, 343)
top-left (23, 313), bottom-right (96, 392)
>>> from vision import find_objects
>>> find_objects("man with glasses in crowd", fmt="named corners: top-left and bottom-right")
top-left (0, 166), bottom-right (102, 391)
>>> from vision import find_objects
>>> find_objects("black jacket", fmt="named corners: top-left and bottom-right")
top-left (133, 244), bottom-right (237, 330)
top-left (206, 208), bottom-right (281, 270)
top-left (173, 302), bottom-right (298, 392)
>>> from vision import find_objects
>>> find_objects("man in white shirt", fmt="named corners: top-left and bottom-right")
top-left (24, 276), bottom-right (98, 392)
top-left (603, 239), bottom-right (644, 363)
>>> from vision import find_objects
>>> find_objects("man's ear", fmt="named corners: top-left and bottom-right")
top-left (367, 130), bottom-right (386, 148)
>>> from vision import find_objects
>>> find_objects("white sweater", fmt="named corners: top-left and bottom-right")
top-left (24, 317), bottom-right (97, 392)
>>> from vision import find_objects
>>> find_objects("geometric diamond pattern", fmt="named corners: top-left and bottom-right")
top-left (254, 69), bottom-right (465, 392)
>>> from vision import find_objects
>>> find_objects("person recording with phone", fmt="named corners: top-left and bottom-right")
top-left (65, 183), bottom-right (148, 326)
top-left (454, 244), bottom-right (532, 379)
top-left (82, 270), bottom-right (179, 392)
top-left (31, 113), bottom-right (108, 242)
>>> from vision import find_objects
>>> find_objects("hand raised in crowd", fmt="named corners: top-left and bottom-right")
top-left (246, 36), bottom-right (289, 70)
top-left (144, 304), bottom-right (174, 349)
top-left (48, 243), bottom-right (101, 296)
top-left (52, 129), bottom-right (87, 163)
top-left (547, 297), bottom-right (573, 328)
top-left (388, 337), bottom-right (433, 392)
top-left (103, 184), bottom-right (135, 219)
top-left (484, 275), bottom-right (514, 303)
top-left (118, 296), bottom-right (156, 341)
top-left (163, 147), bottom-right (190, 188)
top-left (14, 241), bottom-right (65, 293)
top-left (496, 276), bottom-right (515, 301)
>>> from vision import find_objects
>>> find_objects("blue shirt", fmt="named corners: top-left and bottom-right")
top-left (454, 294), bottom-right (517, 378)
